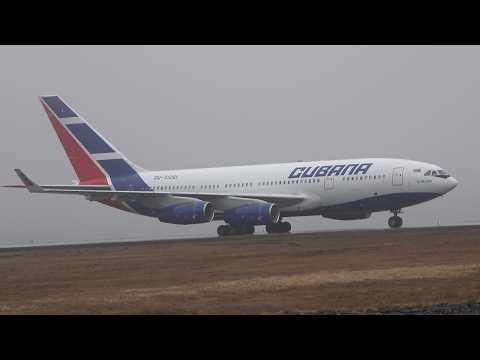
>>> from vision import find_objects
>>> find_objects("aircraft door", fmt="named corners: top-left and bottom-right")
top-left (325, 175), bottom-right (334, 190)
top-left (392, 167), bottom-right (404, 186)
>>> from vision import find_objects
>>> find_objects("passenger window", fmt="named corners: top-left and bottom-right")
top-left (424, 170), bottom-right (431, 176)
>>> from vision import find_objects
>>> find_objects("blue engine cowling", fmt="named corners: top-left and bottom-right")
top-left (223, 203), bottom-right (280, 225)
top-left (157, 201), bottom-right (214, 225)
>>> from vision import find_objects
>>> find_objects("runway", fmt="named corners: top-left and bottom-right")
top-left (1, 225), bottom-right (480, 314)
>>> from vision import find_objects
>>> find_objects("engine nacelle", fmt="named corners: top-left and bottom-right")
top-left (157, 201), bottom-right (214, 224)
top-left (224, 203), bottom-right (280, 225)
top-left (321, 211), bottom-right (371, 220)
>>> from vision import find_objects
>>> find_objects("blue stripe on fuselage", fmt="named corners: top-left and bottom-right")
top-left (66, 123), bottom-right (115, 154)
top-left (98, 159), bottom-right (151, 191)
top-left (281, 192), bottom-right (442, 217)
top-left (326, 192), bottom-right (441, 212)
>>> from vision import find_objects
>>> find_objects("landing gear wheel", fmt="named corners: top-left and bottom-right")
top-left (217, 224), bottom-right (255, 237)
top-left (217, 225), bottom-right (229, 236)
top-left (388, 216), bottom-right (403, 229)
top-left (281, 222), bottom-right (292, 233)
top-left (266, 222), bottom-right (292, 234)
top-left (243, 224), bottom-right (255, 235)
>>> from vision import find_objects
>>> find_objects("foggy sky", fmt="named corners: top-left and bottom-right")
top-left (1, 45), bottom-right (478, 247)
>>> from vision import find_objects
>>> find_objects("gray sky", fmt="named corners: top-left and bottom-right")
top-left (1, 45), bottom-right (478, 247)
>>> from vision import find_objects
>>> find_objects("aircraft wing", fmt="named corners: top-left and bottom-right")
top-left (5, 169), bottom-right (305, 207)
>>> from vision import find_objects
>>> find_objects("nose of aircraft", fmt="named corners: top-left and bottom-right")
top-left (446, 176), bottom-right (459, 192)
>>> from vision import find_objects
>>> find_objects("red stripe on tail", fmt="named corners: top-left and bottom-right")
top-left (42, 104), bottom-right (108, 185)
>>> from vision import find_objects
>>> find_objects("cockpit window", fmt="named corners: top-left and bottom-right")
top-left (436, 170), bottom-right (450, 178)
top-left (424, 169), bottom-right (450, 179)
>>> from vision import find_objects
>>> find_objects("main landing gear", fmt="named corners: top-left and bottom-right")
top-left (388, 210), bottom-right (403, 229)
top-left (217, 221), bottom-right (293, 236)
top-left (266, 221), bottom-right (292, 234)
top-left (217, 224), bottom-right (255, 236)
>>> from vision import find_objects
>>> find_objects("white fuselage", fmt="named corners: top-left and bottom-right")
top-left (138, 158), bottom-right (458, 218)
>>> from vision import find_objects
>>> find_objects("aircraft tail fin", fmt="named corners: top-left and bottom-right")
top-left (39, 96), bottom-right (148, 189)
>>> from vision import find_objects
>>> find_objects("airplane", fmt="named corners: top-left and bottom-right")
top-left (4, 96), bottom-right (459, 236)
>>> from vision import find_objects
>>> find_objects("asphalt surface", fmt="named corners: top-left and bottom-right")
top-left (1, 225), bottom-right (479, 314)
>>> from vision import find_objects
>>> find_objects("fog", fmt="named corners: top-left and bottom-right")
top-left (1, 45), bottom-right (478, 247)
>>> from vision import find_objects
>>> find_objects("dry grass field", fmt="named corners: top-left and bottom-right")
top-left (1, 225), bottom-right (480, 314)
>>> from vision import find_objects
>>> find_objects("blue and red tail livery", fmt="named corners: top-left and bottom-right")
top-left (39, 95), bottom-right (146, 188)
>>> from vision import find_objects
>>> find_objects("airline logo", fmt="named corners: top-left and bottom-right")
top-left (288, 163), bottom-right (373, 178)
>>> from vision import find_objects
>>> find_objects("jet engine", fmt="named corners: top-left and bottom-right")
top-left (224, 203), bottom-right (280, 225)
top-left (157, 201), bottom-right (214, 224)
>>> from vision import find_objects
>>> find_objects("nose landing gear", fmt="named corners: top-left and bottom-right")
top-left (388, 210), bottom-right (403, 229)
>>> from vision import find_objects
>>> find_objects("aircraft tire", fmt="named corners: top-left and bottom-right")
top-left (266, 222), bottom-right (291, 234)
top-left (218, 224), bottom-right (255, 236)
top-left (217, 225), bottom-right (229, 236)
top-left (388, 216), bottom-right (403, 229)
